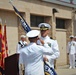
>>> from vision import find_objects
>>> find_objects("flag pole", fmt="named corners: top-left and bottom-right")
top-left (9, 0), bottom-right (14, 7)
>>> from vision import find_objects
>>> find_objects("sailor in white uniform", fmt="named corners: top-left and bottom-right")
top-left (67, 35), bottom-right (76, 69)
top-left (16, 35), bottom-right (28, 53)
top-left (37, 23), bottom-right (60, 69)
top-left (19, 30), bottom-right (54, 75)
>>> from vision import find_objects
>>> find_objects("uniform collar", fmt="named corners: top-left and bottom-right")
top-left (19, 40), bottom-right (26, 44)
top-left (29, 42), bottom-right (36, 45)
top-left (41, 35), bottom-right (50, 40)
top-left (28, 42), bottom-right (37, 47)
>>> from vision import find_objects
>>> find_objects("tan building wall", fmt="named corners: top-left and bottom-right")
top-left (0, 10), bottom-right (18, 55)
top-left (0, 0), bottom-right (75, 66)
top-left (73, 14), bottom-right (76, 36)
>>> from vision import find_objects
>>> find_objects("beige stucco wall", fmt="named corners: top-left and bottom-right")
top-left (56, 30), bottom-right (67, 66)
top-left (73, 14), bottom-right (76, 36)
top-left (0, 10), bottom-right (18, 55)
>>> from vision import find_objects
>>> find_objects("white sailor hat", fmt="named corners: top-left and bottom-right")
top-left (20, 35), bottom-right (26, 38)
top-left (26, 30), bottom-right (40, 38)
top-left (38, 23), bottom-right (51, 30)
top-left (69, 35), bottom-right (74, 38)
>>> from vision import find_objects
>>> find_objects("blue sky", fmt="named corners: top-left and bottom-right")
top-left (61, 0), bottom-right (76, 4)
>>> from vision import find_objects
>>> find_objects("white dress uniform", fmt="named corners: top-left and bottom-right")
top-left (16, 40), bottom-right (27, 53)
top-left (38, 23), bottom-right (60, 68)
top-left (37, 35), bottom-right (60, 68)
top-left (19, 30), bottom-right (54, 75)
top-left (67, 40), bottom-right (76, 68)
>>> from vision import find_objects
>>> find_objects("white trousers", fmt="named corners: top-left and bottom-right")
top-left (69, 54), bottom-right (75, 68)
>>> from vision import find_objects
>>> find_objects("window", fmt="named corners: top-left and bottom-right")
top-left (56, 18), bottom-right (65, 29)
top-left (30, 15), bottom-right (44, 27)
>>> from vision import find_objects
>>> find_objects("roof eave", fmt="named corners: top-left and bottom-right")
top-left (42, 0), bottom-right (76, 8)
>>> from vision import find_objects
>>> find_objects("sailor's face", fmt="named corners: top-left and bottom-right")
top-left (74, 38), bottom-right (76, 41)
top-left (70, 37), bottom-right (74, 41)
top-left (21, 37), bottom-right (26, 41)
top-left (40, 30), bottom-right (49, 37)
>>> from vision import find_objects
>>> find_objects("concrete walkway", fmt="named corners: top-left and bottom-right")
top-left (55, 65), bottom-right (76, 75)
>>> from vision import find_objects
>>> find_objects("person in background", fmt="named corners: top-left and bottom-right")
top-left (67, 35), bottom-right (76, 69)
top-left (37, 23), bottom-right (60, 69)
top-left (19, 30), bottom-right (54, 75)
top-left (16, 35), bottom-right (28, 54)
